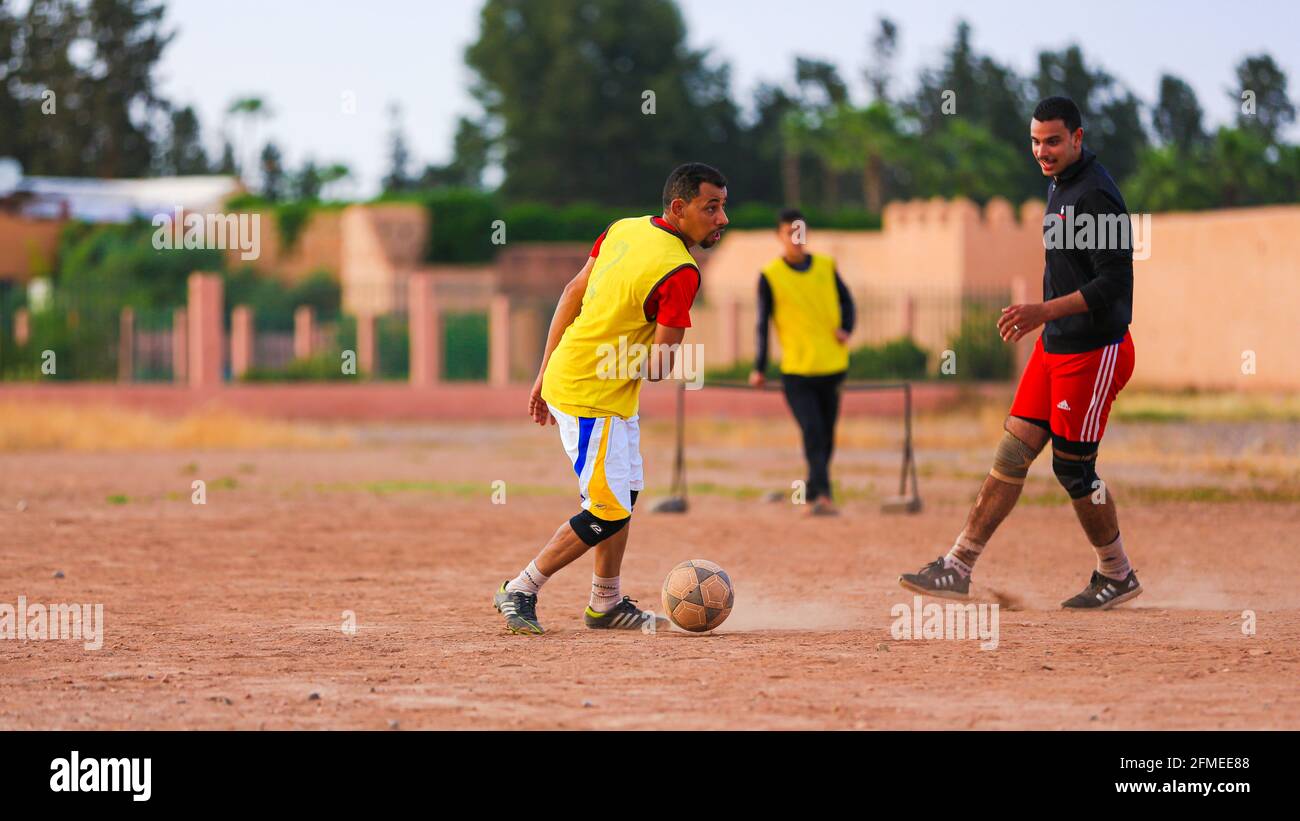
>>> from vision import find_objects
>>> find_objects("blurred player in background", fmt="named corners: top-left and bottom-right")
top-left (900, 96), bottom-right (1140, 609)
top-left (749, 209), bottom-right (856, 516)
top-left (494, 163), bottom-right (729, 635)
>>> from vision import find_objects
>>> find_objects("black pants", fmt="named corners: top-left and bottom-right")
top-left (781, 371), bottom-right (845, 502)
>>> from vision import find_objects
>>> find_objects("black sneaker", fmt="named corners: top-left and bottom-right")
top-left (1061, 570), bottom-right (1142, 610)
top-left (493, 581), bottom-right (544, 635)
top-left (583, 596), bottom-right (668, 632)
top-left (898, 557), bottom-right (970, 600)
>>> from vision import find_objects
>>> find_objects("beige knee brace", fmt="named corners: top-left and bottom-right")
top-left (989, 430), bottom-right (1043, 485)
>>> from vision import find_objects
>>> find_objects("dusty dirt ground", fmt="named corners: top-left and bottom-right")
top-left (1, 409), bottom-right (1297, 730)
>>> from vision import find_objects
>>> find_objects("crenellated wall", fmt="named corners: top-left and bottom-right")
top-left (1128, 205), bottom-right (1300, 392)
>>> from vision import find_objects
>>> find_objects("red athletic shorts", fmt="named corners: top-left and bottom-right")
top-left (1009, 332), bottom-right (1135, 443)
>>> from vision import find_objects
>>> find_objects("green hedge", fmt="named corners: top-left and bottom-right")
top-left (704, 336), bottom-right (928, 382)
top-left (845, 337), bottom-right (929, 380)
top-left (241, 351), bottom-right (351, 382)
top-left (944, 302), bottom-right (1014, 380)
top-left (443, 312), bottom-right (487, 381)
top-left (375, 189), bottom-right (882, 264)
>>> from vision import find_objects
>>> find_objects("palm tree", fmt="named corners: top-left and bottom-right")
top-left (820, 102), bottom-right (903, 213)
top-left (226, 96), bottom-right (271, 184)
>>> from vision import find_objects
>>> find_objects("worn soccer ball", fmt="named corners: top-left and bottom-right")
top-left (661, 559), bottom-right (734, 632)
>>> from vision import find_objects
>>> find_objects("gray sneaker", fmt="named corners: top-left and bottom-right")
top-left (898, 557), bottom-right (970, 600)
top-left (493, 581), bottom-right (544, 635)
top-left (583, 597), bottom-right (668, 632)
top-left (1060, 570), bottom-right (1142, 610)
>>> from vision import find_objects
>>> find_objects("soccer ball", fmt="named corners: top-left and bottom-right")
top-left (661, 559), bottom-right (734, 632)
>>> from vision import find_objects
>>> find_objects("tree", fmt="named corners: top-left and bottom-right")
top-left (1232, 54), bottom-right (1295, 145)
top-left (421, 116), bottom-right (490, 189)
top-left (792, 58), bottom-right (852, 208)
top-left (864, 17), bottom-right (898, 103)
top-left (11, 0), bottom-right (85, 175)
top-left (382, 103), bottom-right (412, 194)
top-left (464, 0), bottom-right (740, 203)
top-left (746, 82), bottom-right (798, 206)
top-left (909, 23), bottom-right (1030, 148)
top-left (1152, 74), bottom-right (1207, 151)
top-left (0, 1), bottom-right (21, 161)
top-left (215, 139), bottom-right (237, 175)
top-left (1033, 44), bottom-right (1148, 183)
top-left (294, 160), bottom-right (321, 201)
top-left (795, 57), bottom-right (848, 108)
top-left (79, 0), bottom-right (173, 176)
top-left (259, 142), bottom-right (285, 201)
top-left (226, 95), bottom-right (270, 180)
top-left (319, 163), bottom-right (351, 199)
top-left (160, 105), bottom-right (209, 175)
top-left (908, 21), bottom-right (1034, 200)
top-left (814, 101), bottom-right (905, 212)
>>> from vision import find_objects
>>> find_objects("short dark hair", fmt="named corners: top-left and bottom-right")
top-left (1033, 96), bottom-right (1082, 132)
top-left (662, 163), bottom-right (727, 209)
top-left (778, 208), bottom-right (804, 226)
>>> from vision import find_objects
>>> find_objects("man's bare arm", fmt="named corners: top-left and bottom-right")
top-left (645, 324), bottom-right (687, 382)
top-left (998, 291), bottom-right (1089, 343)
top-left (529, 257), bottom-right (595, 425)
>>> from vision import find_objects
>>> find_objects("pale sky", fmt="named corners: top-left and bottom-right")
top-left (154, 0), bottom-right (1300, 196)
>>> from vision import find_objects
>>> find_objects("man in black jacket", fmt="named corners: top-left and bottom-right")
top-left (900, 96), bottom-right (1141, 609)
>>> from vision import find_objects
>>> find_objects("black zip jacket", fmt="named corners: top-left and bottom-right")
top-left (1041, 148), bottom-right (1133, 353)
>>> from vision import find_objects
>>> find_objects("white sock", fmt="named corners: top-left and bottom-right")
top-left (506, 561), bottom-right (550, 596)
top-left (944, 532), bottom-right (985, 578)
top-left (944, 554), bottom-right (973, 577)
top-left (1094, 532), bottom-right (1131, 581)
top-left (589, 574), bottom-right (621, 612)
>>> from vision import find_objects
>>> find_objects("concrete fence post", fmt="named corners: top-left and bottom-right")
top-left (489, 294), bottom-right (510, 386)
top-left (294, 305), bottom-right (316, 360)
top-left (187, 272), bottom-right (224, 388)
top-left (172, 308), bottom-right (188, 383)
top-left (118, 307), bottom-right (134, 382)
top-left (231, 305), bottom-right (254, 379)
top-left (408, 273), bottom-right (441, 387)
top-left (356, 312), bottom-right (377, 379)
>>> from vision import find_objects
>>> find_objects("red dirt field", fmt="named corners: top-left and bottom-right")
top-left (1, 414), bottom-right (1297, 730)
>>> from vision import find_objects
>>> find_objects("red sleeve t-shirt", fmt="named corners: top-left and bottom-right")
top-left (589, 223), bottom-right (700, 328)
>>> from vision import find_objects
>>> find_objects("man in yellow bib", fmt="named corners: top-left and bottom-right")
top-left (493, 163), bottom-right (729, 635)
top-left (749, 209), bottom-right (855, 516)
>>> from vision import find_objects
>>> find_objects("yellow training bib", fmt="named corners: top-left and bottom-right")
top-left (762, 253), bottom-right (849, 376)
top-left (543, 217), bottom-right (698, 418)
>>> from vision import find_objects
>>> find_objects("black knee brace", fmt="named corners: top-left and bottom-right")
top-left (569, 510), bottom-right (630, 546)
top-left (1052, 436), bottom-right (1100, 500)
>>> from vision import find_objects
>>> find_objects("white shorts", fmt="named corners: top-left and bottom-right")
top-left (548, 404), bottom-right (643, 521)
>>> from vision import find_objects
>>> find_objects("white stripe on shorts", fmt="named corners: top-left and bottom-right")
top-left (1080, 343), bottom-right (1118, 442)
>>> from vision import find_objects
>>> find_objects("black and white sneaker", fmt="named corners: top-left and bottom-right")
top-left (493, 581), bottom-right (545, 635)
top-left (898, 557), bottom-right (970, 599)
top-left (1060, 570), bottom-right (1142, 610)
top-left (584, 597), bottom-right (669, 632)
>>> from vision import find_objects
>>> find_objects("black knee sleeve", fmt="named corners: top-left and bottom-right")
top-left (569, 510), bottom-right (630, 546)
top-left (1052, 436), bottom-right (1100, 500)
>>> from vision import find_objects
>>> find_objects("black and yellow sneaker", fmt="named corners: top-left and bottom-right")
top-left (493, 581), bottom-right (544, 635)
top-left (898, 557), bottom-right (970, 600)
top-left (583, 596), bottom-right (669, 632)
top-left (1060, 570), bottom-right (1142, 610)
